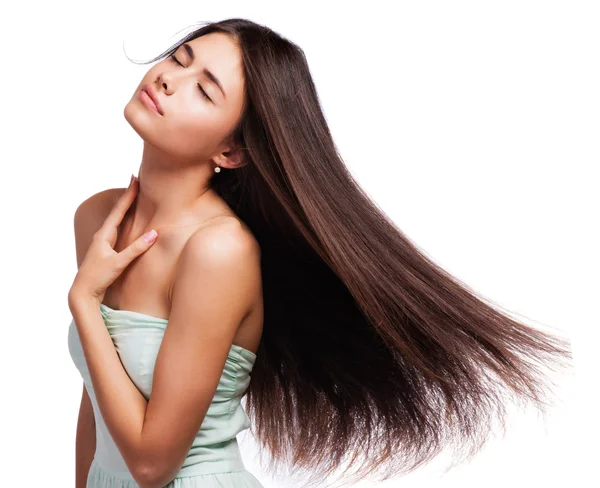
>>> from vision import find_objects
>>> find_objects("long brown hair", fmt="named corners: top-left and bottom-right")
top-left (134, 18), bottom-right (573, 487)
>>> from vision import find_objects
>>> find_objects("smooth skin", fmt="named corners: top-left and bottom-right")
top-left (75, 385), bottom-right (95, 488)
top-left (71, 32), bottom-right (263, 487)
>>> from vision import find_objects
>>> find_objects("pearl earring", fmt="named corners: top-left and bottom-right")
top-left (214, 165), bottom-right (221, 173)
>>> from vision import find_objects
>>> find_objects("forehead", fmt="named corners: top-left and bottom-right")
top-left (179, 33), bottom-right (244, 100)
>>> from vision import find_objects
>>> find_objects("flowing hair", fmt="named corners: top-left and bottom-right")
top-left (132, 18), bottom-right (573, 488)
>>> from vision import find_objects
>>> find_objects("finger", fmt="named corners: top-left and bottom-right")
top-left (116, 229), bottom-right (158, 269)
top-left (102, 176), bottom-right (139, 234)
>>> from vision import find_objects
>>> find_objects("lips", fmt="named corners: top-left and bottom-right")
top-left (142, 84), bottom-right (163, 115)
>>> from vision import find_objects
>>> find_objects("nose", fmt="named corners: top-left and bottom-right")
top-left (156, 72), bottom-right (173, 95)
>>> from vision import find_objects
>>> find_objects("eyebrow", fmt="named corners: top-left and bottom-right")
top-left (182, 43), bottom-right (227, 100)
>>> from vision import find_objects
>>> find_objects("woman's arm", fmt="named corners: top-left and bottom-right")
top-left (75, 382), bottom-right (96, 488)
top-left (69, 221), bottom-right (259, 488)
top-left (73, 188), bottom-right (122, 486)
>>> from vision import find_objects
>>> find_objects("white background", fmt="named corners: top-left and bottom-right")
top-left (1, 1), bottom-right (597, 486)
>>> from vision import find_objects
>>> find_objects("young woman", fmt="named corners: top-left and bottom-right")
top-left (67, 17), bottom-right (572, 488)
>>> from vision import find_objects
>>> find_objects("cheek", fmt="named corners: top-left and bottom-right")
top-left (164, 112), bottom-right (228, 158)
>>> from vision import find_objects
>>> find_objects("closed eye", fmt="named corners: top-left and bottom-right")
top-left (168, 55), bottom-right (212, 102)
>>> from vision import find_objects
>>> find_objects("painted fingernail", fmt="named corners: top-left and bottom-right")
top-left (143, 229), bottom-right (158, 243)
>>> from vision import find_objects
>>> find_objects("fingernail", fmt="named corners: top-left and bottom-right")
top-left (129, 174), bottom-right (134, 187)
top-left (143, 229), bottom-right (158, 243)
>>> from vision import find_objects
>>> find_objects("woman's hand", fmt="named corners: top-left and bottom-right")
top-left (68, 175), bottom-right (158, 308)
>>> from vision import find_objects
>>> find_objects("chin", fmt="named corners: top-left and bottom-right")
top-left (123, 101), bottom-right (157, 141)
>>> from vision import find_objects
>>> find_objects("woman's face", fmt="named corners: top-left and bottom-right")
top-left (124, 32), bottom-right (246, 163)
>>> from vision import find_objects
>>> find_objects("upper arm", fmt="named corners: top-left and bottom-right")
top-left (136, 221), bottom-right (261, 484)
top-left (75, 383), bottom-right (96, 487)
top-left (78, 382), bottom-right (95, 424)
top-left (74, 188), bottom-right (125, 268)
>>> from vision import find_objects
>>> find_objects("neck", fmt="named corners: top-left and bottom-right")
top-left (128, 143), bottom-right (220, 232)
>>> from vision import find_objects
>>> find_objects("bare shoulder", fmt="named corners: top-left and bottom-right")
top-left (170, 216), bottom-right (262, 312)
top-left (188, 216), bottom-right (260, 259)
top-left (73, 188), bottom-right (126, 268)
top-left (178, 216), bottom-right (261, 277)
top-left (74, 187), bottom-right (125, 220)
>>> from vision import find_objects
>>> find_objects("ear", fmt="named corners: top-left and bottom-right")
top-left (214, 145), bottom-right (247, 170)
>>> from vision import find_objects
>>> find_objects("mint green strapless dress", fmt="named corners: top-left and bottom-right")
top-left (68, 303), bottom-right (264, 488)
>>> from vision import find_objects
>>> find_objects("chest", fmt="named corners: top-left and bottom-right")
top-left (103, 226), bottom-right (193, 319)
top-left (101, 220), bottom-right (263, 355)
